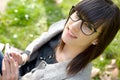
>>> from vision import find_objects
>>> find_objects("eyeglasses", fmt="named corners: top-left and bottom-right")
top-left (69, 6), bottom-right (97, 36)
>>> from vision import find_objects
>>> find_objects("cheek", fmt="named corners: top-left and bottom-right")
top-left (76, 34), bottom-right (98, 46)
top-left (76, 37), bottom-right (91, 46)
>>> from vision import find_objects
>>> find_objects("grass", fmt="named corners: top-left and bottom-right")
top-left (0, 0), bottom-right (120, 79)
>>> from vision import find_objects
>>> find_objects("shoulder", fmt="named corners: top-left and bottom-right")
top-left (48, 19), bottom-right (66, 32)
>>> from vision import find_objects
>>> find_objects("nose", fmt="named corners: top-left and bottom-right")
top-left (69, 20), bottom-right (82, 32)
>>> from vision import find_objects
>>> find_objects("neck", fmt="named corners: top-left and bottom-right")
top-left (56, 44), bottom-right (88, 62)
top-left (63, 44), bottom-right (86, 58)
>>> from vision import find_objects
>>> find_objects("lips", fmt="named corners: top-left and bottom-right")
top-left (67, 27), bottom-right (77, 39)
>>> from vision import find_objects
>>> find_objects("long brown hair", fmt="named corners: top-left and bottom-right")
top-left (57, 0), bottom-right (120, 75)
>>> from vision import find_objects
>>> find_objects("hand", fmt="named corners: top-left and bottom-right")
top-left (10, 52), bottom-right (29, 65)
top-left (0, 55), bottom-right (18, 80)
top-left (4, 43), bottom-right (27, 65)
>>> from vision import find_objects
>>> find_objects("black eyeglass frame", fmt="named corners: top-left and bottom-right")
top-left (69, 6), bottom-right (97, 36)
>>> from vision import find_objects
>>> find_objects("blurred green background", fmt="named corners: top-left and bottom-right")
top-left (0, 0), bottom-right (120, 79)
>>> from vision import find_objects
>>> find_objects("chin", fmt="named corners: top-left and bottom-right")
top-left (62, 35), bottom-right (69, 43)
top-left (62, 35), bottom-right (74, 46)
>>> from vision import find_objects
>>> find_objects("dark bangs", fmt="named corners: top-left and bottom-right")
top-left (74, 0), bottom-right (115, 29)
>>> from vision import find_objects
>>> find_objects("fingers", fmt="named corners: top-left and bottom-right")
top-left (10, 52), bottom-right (22, 65)
top-left (10, 52), bottom-right (20, 60)
top-left (2, 56), bottom-right (11, 80)
top-left (9, 57), bottom-right (19, 80)
top-left (0, 74), bottom-right (2, 80)
top-left (2, 56), bottom-right (19, 80)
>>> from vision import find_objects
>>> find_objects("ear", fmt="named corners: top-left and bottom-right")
top-left (92, 39), bottom-right (98, 45)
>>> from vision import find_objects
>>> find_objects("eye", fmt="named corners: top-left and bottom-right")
top-left (83, 22), bottom-right (94, 31)
top-left (70, 12), bottom-right (80, 21)
top-left (83, 22), bottom-right (89, 28)
top-left (80, 17), bottom-right (97, 35)
top-left (84, 22), bottom-right (94, 30)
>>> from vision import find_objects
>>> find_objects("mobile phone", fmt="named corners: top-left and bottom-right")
top-left (4, 43), bottom-right (11, 58)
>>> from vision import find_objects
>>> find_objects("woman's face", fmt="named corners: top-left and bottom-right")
top-left (62, 12), bottom-right (102, 48)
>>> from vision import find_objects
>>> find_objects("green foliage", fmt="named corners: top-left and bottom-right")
top-left (104, 31), bottom-right (120, 67)
top-left (1, 0), bottom-right (42, 26)
top-left (93, 56), bottom-right (110, 71)
top-left (113, 0), bottom-right (120, 8)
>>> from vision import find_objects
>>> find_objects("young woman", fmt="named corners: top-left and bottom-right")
top-left (0, 0), bottom-right (120, 80)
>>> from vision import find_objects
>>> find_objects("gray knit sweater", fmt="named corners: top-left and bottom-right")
top-left (20, 60), bottom-right (92, 80)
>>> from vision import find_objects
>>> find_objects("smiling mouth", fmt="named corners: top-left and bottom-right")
top-left (67, 27), bottom-right (77, 39)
